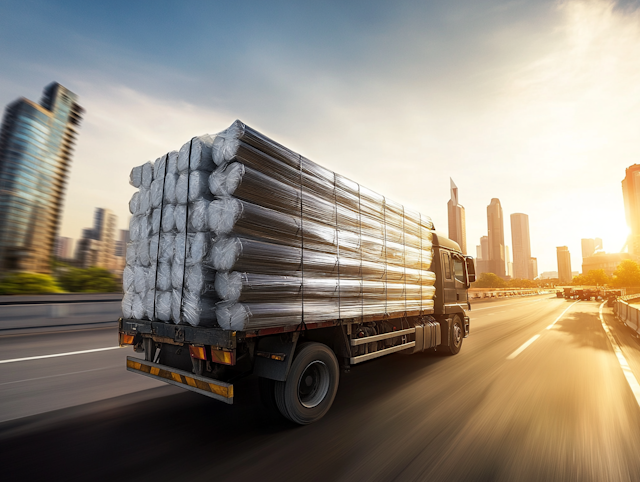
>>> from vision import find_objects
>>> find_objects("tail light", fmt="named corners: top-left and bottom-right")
top-left (189, 345), bottom-right (208, 361)
top-left (210, 348), bottom-right (235, 366)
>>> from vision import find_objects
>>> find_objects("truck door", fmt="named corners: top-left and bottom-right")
top-left (453, 255), bottom-right (468, 304)
top-left (442, 251), bottom-right (456, 304)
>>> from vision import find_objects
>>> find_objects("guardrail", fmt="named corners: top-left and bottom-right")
top-left (468, 289), bottom-right (550, 300)
top-left (613, 298), bottom-right (640, 336)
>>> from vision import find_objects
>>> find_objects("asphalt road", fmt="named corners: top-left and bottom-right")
top-left (2, 294), bottom-right (640, 481)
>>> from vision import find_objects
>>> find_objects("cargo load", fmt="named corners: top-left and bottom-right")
top-left (122, 121), bottom-right (436, 331)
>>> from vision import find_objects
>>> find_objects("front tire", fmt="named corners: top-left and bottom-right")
top-left (274, 342), bottom-right (339, 425)
top-left (442, 314), bottom-right (464, 355)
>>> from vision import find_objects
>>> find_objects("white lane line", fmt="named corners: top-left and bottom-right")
top-left (0, 346), bottom-right (122, 364)
top-left (546, 301), bottom-right (580, 330)
top-left (507, 335), bottom-right (540, 360)
top-left (599, 302), bottom-right (640, 408)
top-left (472, 298), bottom-right (548, 311)
top-left (0, 365), bottom-right (119, 386)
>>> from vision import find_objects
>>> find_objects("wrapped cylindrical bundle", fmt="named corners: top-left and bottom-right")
top-left (130, 166), bottom-right (143, 188)
top-left (155, 291), bottom-right (172, 322)
top-left (150, 177), bottom-right (163, 209)
top-left (137, 238), bottom-right (150, 267)
top-left (185, 232), bottom-right (210, 267)
top-left (176, 173), bottom-right (189, 205)
top-left (360, 233), bottom-right (385, 262)
top-left (141, 161), bottom-right (154, 189)
top-left (360, 213), bottom-right (385, 241)
top-left (386, 241), bottom-right (405, 266)
top-left (156, 262), bottom-right (172, 291)
top-left (123, 266), bottom-right (135, 293)
top-left (150, 209), bottom-right (161, 235)
top-left (181, 290), bottom-right (217, 327)
top-left (404, 246), bottom-right (421, 270)
top-left (126, 241), bottom-right (137, 266)
top-left (154, 154), bottom-right (167, 180)
top-left (189, 135), bottom-right (215, 171)
top-left (406, 284), bottom-right (422, 313)
top-left (171, 261), bottom-right (184, 291)
top-left (158, 233), bottom-right (175, 263)
top-left (167, 151), bottom-right (178, 175)
top-left (188, 170), bottom-right (212, 203)
top-left (360, 185), bottom-right (385, 222)
top-left (138, 187), bottom-right (151, 215)
top-left (421, 248), bottom-right (434, 272)
top-left (144, 290), bottom-right (155, 320)
top-left (405, 208), bottom-right (421, 237)
top-left (386, 224), bottom-right (404, 245)
top-left (171, 289), bottom-right (182, 323)
top-left (161, 205), bottom-right (176, 233)
top-left (129, 192), bottom-right (139, 215)
top-left (188, 200), bottom-right (209, 232)
top-left (132, 293), bottom-right (145, 320)
top-left (385, 198), bottom-right (405, 232)
top-left (164, 173), bottom-right (178, 204)
top-left (227, 141), bottom-right (301, 187)
top-left (178, 140), bottom-right (191, 174)
top-left (122, 291), bottom-right (134, 319)
top-left (212, 121), bottom-right (300, 173)
top-left (174, 232), bottom-right (186, 263)
top-left (405, 232), bottom-right (421, 251)
top-left (174, 204), bottom-right (187, 232)
top-left (185, 264), bottom-right (216, 295)
top-left (336, 229), bottom-right (361, 255)
top-left (337, 204), bottom-right (361, 234)
top-left (216, 300), bottom-right (303, 331)
top-left (420, 213), bottom-right (434, 231)
top-left (134, 266), bottom-right (147, 293)
top-left (301, 157), bottom-right (335, 202)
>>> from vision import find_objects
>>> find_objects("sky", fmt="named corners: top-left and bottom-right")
top-left (1, 0), bottom-right (640, 274)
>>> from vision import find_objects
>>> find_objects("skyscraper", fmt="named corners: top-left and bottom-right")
top-left (487, 198), bottom-right (505, 277)
top-left (505, 245), bottom-right (513, 278)
top-left (622, 165), bottom-right (640, 255)
top-left (0, 82), bottom-right (83, 272)
top-left (557, 246), bottom-right (572, 284)
top-left (447, 178), bottom-right (467, 254)
top-left (511, 213), bottom-right (532, 280)
top-left (529, 257), bottom-right (538, 279)
top-left (77, 208), bottom-right (117, 269)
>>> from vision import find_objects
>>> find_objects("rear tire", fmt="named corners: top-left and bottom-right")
top-left (274, 342), bottom-right (339, 425)
top-left (442, 314), bottom-right (464, 356)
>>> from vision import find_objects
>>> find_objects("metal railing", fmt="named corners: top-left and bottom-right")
top-left (613, 298), bottom-right (640, 336)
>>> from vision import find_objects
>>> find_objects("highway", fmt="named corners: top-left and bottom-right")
top-left (2, 294), bottom-right (640, 481)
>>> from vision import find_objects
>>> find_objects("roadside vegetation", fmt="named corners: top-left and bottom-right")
top-left (472, 260), bottom-right (640, 290)
top-left (0, 267), bottom-right (120, 295)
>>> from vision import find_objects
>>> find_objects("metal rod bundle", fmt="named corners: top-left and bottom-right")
top-left (123, 120), bottom-right (437, 331)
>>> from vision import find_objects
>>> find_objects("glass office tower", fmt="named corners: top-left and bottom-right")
top-left (0, 82), bottom-right (83, 272)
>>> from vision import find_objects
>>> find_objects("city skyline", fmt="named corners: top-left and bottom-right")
top-left (447, 178), bottom-right (466, 255)
top-left (1, 1), bottom-right (638, 274)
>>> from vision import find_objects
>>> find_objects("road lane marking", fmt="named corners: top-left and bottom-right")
top-left (0, 346), bottom-right (122, 364)
top-left (599, 302), bottom-right (640, 408)
top-left (507, 335), bottom-right (541, 360)
top-left (546, 301), bottom-right (580, 330)
top-left (0, 365), bottom-right (119, 386)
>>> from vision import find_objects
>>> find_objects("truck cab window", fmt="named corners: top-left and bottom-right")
top-left (442, 252), bottom-right (451, 279)
top-left (454, 257), bottom-right (465, 284)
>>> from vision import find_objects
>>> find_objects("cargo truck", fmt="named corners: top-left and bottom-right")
top-left (119, 232), bottom-right (474, 424)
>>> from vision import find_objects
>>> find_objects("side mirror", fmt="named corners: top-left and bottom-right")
top-left (466, 257), bottom-right (476, 284)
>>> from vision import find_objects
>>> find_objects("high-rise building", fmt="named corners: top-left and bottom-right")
top-left (511, 213), bottom-right (532, 280)
top-left (475, 236), bottom-right (490, 275)
top-left (77, 208), bottom-right (117, 269)
top-left (0, 82), bottom-right (83, 273)
top-left (557, 246), bottom-right (572, 284)
top-left (54, 236), bottom-right (73, 260)
top-left (505, 245), bottom-right (513, 278)
top-left (529, 257), bottom-right (538, 279)
top-left (487, 198), bottom-right (505, 277)
top-left (623, 165), bottom-right (640, 255)
top-left (114, 229), bottom-right (130, 258)
top-left (447, 178), bottom-right (466, 254)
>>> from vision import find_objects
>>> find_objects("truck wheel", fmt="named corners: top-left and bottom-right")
top-left (274, 342), bottom-right (339, 425)
top-left (442, 315), bottom-right (464, 356)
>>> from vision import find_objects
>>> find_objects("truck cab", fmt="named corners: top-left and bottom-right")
top-left (430, 231), bottom-right (475, 337)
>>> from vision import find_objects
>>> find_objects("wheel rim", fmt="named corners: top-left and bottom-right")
top-left (453, 322), bottom-right (462, 347)
top-left (297, 360), bottom-right (330, 409)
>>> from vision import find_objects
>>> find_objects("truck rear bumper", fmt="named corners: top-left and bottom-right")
top-left (126, 356), bottom-right (234, 404)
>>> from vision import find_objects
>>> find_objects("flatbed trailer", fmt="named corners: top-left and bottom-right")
top-left (119, 232), bottom-right (474, 424)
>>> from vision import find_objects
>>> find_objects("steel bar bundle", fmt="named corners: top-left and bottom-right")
top-left (123, 120), bottom-right (437, 331)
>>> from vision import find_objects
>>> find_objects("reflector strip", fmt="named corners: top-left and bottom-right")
top-left (126, 357), bottom-right (233, 402)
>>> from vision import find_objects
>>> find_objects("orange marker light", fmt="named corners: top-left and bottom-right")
top-left (189, 345), bottom-right (207, 361)
top-left (210, 348), bottom-right (236, 366)
top-left (120, 334), bottom-right (135, 345)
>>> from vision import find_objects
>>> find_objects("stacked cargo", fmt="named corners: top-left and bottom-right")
top-left (123, 121), bottom-right (436, 331)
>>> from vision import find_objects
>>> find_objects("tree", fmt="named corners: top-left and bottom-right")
top-left (57, 267), bottom-right (120, 293)
top-left (472, 273), bottom-right (507, 288)
top-left (0, 272), bottom-right (63, 295)
top-left (612, 260), bottom-right (640, 287)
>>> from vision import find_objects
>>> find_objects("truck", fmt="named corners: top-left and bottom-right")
top-left (119, 232), bottom-right (474, 425)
